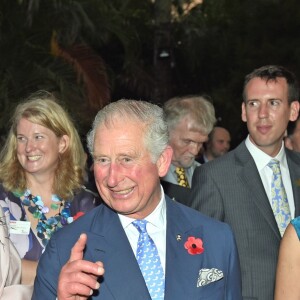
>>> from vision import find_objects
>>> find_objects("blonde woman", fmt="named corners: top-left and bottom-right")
top-left (0, 91), bottom-right (100, 285)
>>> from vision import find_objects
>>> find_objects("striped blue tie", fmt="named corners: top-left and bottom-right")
top-left (268, 159), bottom-right (291, 236)
top-left (132, 220), bottom-right (165, 300)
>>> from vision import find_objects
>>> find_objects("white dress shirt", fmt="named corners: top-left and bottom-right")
top-left (245, 135), bottom-right (295, 218)
top-left (118, 185), bottom-right (167, 273)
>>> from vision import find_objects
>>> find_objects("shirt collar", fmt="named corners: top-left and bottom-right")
top-left (118, 185), bottom-right (166, 230)
top-left (245, 135), bottom-right (286, 171)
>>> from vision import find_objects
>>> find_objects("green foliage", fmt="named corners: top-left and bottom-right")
top-left (1, 0), bottom-right (300, 146)
top-left (172, 0), bottom-right (300, 145)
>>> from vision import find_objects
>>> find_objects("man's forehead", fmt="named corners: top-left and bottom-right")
top-left (214, 129), bottom-right (230, 138)
top-left (180, 131), bottom-right (208, 143)
top-left (98, 117), bottom-right (146, 130)
top-left (174, 116), bottom-right (207, 134)
top-left (93, 121), bottom-right (146, 150)
top-left (246, 76), bottom-right (288, 90)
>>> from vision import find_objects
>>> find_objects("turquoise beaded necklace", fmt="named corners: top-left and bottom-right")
top-left (20, 189), bottom-right (72, 246)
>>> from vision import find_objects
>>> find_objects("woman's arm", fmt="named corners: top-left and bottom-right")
top-left (275, 223), bottom-right (300, 299)
top-left (21, 259), bottom-right (38, 285)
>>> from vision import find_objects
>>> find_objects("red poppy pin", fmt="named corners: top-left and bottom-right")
top-left (184, 236), bottom-right (204, 255)
top-left (73, 211), bottom-right (85, 221)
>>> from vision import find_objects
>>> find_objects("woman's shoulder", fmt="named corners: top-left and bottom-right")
top-left (291, 216), bottom-right (300, 240)
top-left (0, 183), bottom-right (20, 202)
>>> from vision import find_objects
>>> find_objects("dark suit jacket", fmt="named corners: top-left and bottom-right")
top-left (33, 196), bottom-right (242, 299)
top-left (189, 141), bottom-right (300, 300)
top-left (160, 180), bottom-right (191, 205)
top-left (196, 155), bottom-right (206, 165)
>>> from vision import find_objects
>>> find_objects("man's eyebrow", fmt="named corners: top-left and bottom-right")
top-left (246, 98), bottom-right (282, 102)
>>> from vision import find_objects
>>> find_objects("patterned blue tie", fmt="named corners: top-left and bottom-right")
top-left (132, 220), bottom-right (165, 300)
top-left (268, 159), bottom-right (291, 236)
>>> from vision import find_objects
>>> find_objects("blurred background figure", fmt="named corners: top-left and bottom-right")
top-left (275, 216), bottom-right (300, 300)
top-left (284, 118), bottom-right (300, 152)
top-left (0, 91), bottom-right (100, 286)
top-left (161, 95), bottom-right (216, 201)
top-left (162, 95), bottom-right (216, 187)
top-left (197, 126), bottom-right (231, 163)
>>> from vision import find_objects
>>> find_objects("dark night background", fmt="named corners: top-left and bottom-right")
top-left (1, 0), bottom-right (299, 148)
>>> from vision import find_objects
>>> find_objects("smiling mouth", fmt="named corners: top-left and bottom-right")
top-left (27, 155), bottom-right (42, 161)
top-left (113, 188), bottom-right (134, 195)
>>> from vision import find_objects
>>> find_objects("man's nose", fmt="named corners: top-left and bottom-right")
top-left (189, 142), bottom-right (202, 156)
top-left (107, 163), bottom-right (122, 187)
top-left (258, 103), bottom-right (269, 119)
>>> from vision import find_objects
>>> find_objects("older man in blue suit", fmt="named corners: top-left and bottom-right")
top-left (32, 99), bottom-right (241, 300)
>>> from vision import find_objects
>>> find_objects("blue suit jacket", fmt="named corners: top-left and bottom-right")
top-left (32, 196), bottom-right (242, 299)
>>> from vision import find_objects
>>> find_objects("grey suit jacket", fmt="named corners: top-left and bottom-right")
top-left (189, 141), bottom-right (300, 300)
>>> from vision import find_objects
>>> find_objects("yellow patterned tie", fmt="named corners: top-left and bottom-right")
top-left (268, 159), bottom-right (291, 236)
top-left (175, 167), bottom-right (190, 188)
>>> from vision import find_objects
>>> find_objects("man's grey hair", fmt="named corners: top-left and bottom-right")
top-left (164, 95), bottom-right (216, 135)
top-left (87, 99), bottom-right (169, 162)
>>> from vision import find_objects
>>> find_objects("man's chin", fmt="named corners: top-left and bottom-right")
top-left (180, 159), bottom-right (194, 168)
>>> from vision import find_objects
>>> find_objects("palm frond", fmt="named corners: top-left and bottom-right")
top-left (51, 32), bottom-right (110, 110)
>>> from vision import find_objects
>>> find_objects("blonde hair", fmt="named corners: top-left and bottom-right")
top-left (0, 91), bottom-right (85, 199)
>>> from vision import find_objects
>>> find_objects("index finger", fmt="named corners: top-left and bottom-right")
top-left (69, 233), bottom-right (87, 262)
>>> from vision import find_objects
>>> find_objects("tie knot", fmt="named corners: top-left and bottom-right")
top-left (132, 219), bottom-right (148, 233)
top-left (268, 159), bottom-right (280, 173)
top-left (175, 167), bottom-right (185, 174)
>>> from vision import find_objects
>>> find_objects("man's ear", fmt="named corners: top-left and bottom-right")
top-left (156, 146), bottom-right (173, 177)
top-left (241, 102), bottom-right (247, 123)
top-left (289, 101), bottom-right (300, 122)
top-left (58, 135), bottom-right (70, 154)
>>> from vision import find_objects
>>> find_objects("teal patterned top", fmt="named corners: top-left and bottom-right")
top-left (291, 216), bottom-right (300, 240)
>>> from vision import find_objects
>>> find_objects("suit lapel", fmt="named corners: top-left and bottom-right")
top-left (85, 205), bottom-right (151, 299)
top-left (235, 143), bottom-right (280, 238)
top-left (286, 149), bottom-right (300, 215)
top-left (164, 198), bottom-right (205, 299)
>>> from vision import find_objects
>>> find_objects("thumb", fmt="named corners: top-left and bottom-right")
top-left (69, 233), bottom-right (87, 262)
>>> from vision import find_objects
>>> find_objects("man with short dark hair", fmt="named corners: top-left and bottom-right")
top-left (190, 65), bottom-right (300, 300)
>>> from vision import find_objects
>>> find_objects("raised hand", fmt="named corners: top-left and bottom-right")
top-left (57, 233), bottom-right (105, 300)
